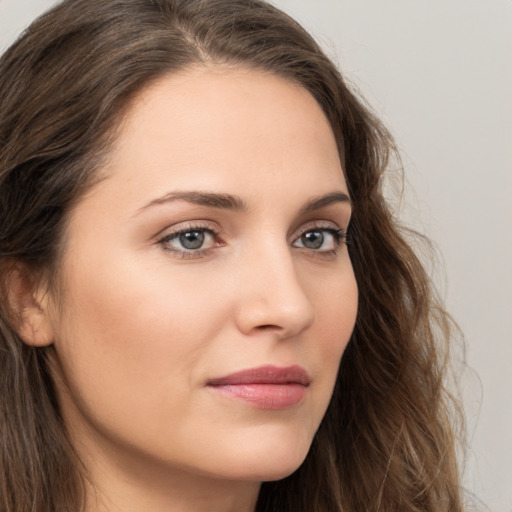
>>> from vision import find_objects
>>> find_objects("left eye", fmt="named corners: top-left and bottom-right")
top-left (292, 228), bottom-right (344, 251)
top-left (161, 228), bottom-right (216, 251)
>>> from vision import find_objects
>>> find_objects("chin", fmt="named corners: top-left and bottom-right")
top-left (206, 428), bottom-right (313, 482)
top-left (219, 455), bottom-right (308, 483)
top-left (254, 458), bottom-right (307, 482)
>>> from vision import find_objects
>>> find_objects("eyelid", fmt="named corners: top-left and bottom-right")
top-left (155, 220), bottom-right (220, 240)
top-left (291, 221), bottom-right (348, 255)
top-left (154, 219), bottom-right (348, 260)
top-left (156, 221), bottom-right (222, 259)
top-left (292, 220), bottom-right (344, 239)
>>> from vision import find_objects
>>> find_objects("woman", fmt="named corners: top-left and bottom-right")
top-left (0, 0), bottom-right (464, 511)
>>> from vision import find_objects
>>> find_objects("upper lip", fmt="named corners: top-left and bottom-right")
top-left (207, 365), bottom-right (311, 386)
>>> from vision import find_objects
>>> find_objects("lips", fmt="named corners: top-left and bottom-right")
top-left (207, 365), bottom-right (310, 410)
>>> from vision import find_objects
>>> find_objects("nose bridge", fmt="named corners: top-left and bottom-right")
top-left (235, 236), bottom-right (315, 337)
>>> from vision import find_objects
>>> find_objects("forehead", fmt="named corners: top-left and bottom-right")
top-left (92, 65), bottom-right (347, 212)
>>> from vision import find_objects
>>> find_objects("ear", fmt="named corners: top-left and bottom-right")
top-left (5, 264), bottom-right (55, 347)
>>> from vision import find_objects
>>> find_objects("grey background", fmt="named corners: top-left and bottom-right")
top-left (1, 0), bottom-right (511, 510)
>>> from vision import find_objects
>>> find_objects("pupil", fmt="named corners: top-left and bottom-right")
top-left (302, 231), bottom-right (324, 249)
top-left (180, 231), bottom-right (204, 250)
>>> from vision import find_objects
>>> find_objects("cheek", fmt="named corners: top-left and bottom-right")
top-left (50, 250), bottom-right (233, 430)
top-left (307, 256), bottom-right (358, 343)
top-left (59, 244), bottom-right (222, 338)
top-left (319, 279), bottom-right (358, 356)
top-left (307, 262), bottom-right (358, 397)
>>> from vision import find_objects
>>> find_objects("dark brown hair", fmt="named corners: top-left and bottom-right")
top-left (0, 0), bottom-right (463, 510)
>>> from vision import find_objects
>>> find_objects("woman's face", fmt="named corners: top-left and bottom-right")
top-left (46, 67), bottom-right (358, 487)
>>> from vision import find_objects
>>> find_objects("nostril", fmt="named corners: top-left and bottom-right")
top-left (256, 324), bottom-right (281, 331)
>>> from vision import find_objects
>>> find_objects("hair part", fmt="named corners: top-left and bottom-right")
top-left (0, 1), bottom-right (464, 511)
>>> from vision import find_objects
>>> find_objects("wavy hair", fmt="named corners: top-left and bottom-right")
top-left (0, 0), bottom-right (463, 510)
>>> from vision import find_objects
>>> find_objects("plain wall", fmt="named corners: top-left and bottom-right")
top-left (1, 1), bottom-right (511, 510)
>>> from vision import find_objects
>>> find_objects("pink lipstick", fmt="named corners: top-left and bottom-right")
top-left (207, 365), bottom-right (310, 410)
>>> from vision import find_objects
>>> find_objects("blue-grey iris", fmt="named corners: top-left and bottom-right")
top-left (180, 231), bottom-right (205, 250)
top-left (301, 231), bottom-right (323, 249)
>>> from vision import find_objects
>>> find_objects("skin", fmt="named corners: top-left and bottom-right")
top-left (36, 66), bottom-right (358, 512)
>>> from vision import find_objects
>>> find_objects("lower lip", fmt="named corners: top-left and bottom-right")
top-left (208, 383), bottom-right (307, 410)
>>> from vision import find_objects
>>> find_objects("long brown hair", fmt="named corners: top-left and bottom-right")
top-left (0, 0), bottom-right (464, 510)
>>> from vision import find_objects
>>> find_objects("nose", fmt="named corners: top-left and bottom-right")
top-left (234, 244), bottom-right (315, 339)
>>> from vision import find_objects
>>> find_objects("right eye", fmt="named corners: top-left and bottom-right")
top-left (158, 224), bottom-right (219, 258)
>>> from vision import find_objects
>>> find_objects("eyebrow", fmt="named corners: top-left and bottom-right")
top-left (299, 191), bottom-right (352, 214)
top-left (137, 190), bottom-right (351, 215)
top-left (138, 191), bottom-right (249, 214)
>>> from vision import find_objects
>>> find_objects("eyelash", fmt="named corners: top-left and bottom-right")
top-left (293, 225), bottom-right (347, 253)
top-left (157, 222), bottom-right (348, 260)
top-left (157, 223), bottom-right (221, 259)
